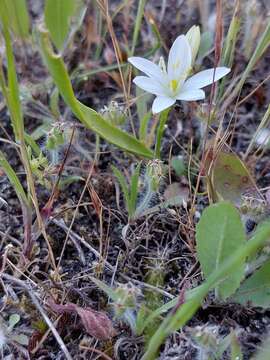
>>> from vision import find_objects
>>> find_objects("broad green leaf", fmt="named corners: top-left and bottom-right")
top-left (0, 0), bottom-right (30, 39)
top-left (45, 0), bottom-right (75, 50)
top-left (212, 152), bottom-right (256, 206)
top-left (38, 28), bottom-right (153, 159)
top-left (196, 202), bottom-right (246, 300)
top-left (232, 259), bottom-right (270, 308)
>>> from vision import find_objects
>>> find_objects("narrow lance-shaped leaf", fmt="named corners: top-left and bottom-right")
top-left (196, 201), bottom-right (246, 300)
top-left (0, 151), bottom-right (29, 206)
top-left (45, 0), bottom-right (75, 51)
top-left (221, 0), bottom-right (241, 68)
top-left (0, 0), bottom-right (30, 39)
top-left (0, 20), bottom-right (24, 140)
top-left (111, 165), bottom-right (130, 213)
top-left (38, 27), bottom-right (153, 159)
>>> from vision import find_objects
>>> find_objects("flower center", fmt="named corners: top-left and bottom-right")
top-left (170, 79), bottom-right (178, 92)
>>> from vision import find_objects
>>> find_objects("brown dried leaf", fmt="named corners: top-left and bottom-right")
top-left (76, 307), bottom-right (115, 340)
top-left (47, 299), bottom-right (115, 340)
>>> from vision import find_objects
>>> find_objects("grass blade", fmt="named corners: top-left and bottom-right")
top-left (131, 0), bottom-right (147, 55)
top-left (112, 165), bottom-right (131, 214)
top-left (129, 162), bottom-right (141, 216)
top-left (0, 151), bottom-right (28, 206)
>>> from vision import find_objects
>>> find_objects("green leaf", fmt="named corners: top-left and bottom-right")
top-left (45, 0), bottom-right (75, 50)
top-left (232, 259), bottom-right (270, 308)
top-left (0, 22), bottom-right (24, 140)
top-left (171, 156), bottom-right (186, 176)
top-left (129, 162), bottom-right (141, 216)
top-left (230, 330), bottom-right (243, 360)
top-left (139, 111), bottom-right (151, 143)
top-left (221, 0), bottom-right (241, 68)
top-left (112, 165), bottom-right (130, 214)
top-left (253, 337), bottom-right (270, 360)
top-left (38, 28), bottom-right (153, 159)
top-left (0, 0), bottom-right (30, 39)
top-left (0, 150), bottom-right (29, 206)
top-left (196, 202), bottom-right (246, 300)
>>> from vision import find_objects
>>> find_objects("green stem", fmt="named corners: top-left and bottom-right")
top-left (154, 108), bottom-right (170, 159)
top-left (131, 0), bottom-right (147, 55)
top-left (142, 222), bottom-right (270, 360)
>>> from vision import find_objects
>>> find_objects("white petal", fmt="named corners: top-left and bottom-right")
top-left (152, 96), bottom-right (175, 114)
top-left (182, 67), bottom-right (231, 90)
top-left (167, 35), bottom-right (192, 81)
top-left (176, 89), bottom-right (205, 101)
top-left (128, 57), bottom-right (166, 83)
top-left (133, 76), bottom-right (166, 96)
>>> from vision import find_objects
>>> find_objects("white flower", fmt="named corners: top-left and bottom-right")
top-left (128, 33), bottom-right (230, 114)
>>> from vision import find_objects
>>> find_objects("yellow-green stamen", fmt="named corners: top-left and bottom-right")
top-left (170, 79), bottom-right (178, 92)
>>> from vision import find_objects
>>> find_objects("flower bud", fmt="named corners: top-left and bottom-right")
top-left (46, 123), bottom-right (65, 151)
top-left (146, 159), bottom-right (163, 192)
top-left (186, 25), bottom-right (200, 63)
top-left (100, 101), bottom-right (127, 126)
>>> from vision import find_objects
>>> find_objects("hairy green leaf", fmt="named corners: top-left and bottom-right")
top-left (196, 202), bottom-right (246, 300)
